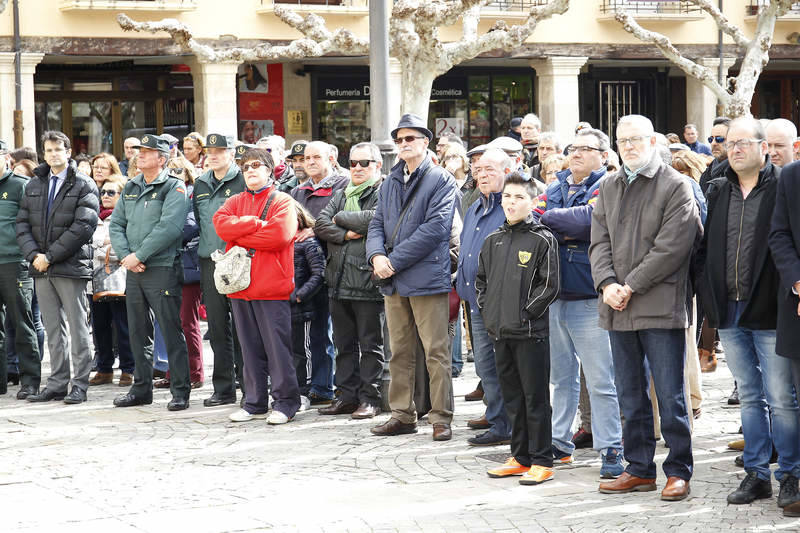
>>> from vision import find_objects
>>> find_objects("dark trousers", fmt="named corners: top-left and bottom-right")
top-left (5, 287), bottom-right (45, 375)
top-left (609, 328), bottom-right (693, 480)
top-left (231, 299), bottom-right (300, 417)
top-left (91, 298), bottom-right (134, 373)
top-left (0, 262), bottom-right (40, 389)
top-left (494, 337), bottom-right (553, 468)
top-left (291, 318), bottom-right (312, 396)
top-left (330, 298), bottom-right (385, 406)
top-left (126, 265), bottom-right (190, 400)
top-left (200, 258), bottom-right (243, 397)
top-left (309, 289), bottom-right (335, 399)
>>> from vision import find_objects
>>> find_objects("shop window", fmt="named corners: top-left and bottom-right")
top-left (121, 101), bottom-right (158, 142)
top-left (317, 100), bottom-right (370, 167)
top-left (492, 75), bottom-right (532, 137)
top-left (70, 81), bottom-right (113, 91)
top-left (35, 102), bottom-right (63, 148)
top-left (468, 76), bottom-right (491, 147)
top-left (72, 102), bottom-right (112, 156)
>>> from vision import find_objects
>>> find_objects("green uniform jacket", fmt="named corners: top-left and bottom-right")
top-left (0, 170), bottom-right (27, 264)
top-left (193, 163), bottom-right (246, 259)
top-left (109, 168), bottom-right (188, 267)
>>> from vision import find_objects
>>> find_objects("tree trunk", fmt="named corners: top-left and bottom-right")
top-left (399, 59), bottom-right (437, 122)
top-left (723, 94), bottom-right (753, 119)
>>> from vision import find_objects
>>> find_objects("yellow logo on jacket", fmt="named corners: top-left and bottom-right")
top-left (1, 192), bottom-right (6, 199)
top-left (518, 251), bottom-right (531, 266)
top-left (225, 188), bottom-right (231, 196)
top-left (151, 192), bottom-right (157, 199)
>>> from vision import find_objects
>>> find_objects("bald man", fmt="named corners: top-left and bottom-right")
top-left (766, 119), bottom-right (799, 168)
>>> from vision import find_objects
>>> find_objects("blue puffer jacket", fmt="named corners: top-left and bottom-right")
top-left (366, 155), bottom-right (457, 297)
top-left (455, 191), bottom-right (506, 308)
top-left (181, 185), bottom-right (201, 285)
top-left (291, 236), bottom-right (325, 322)
top-left (535, 167), bottom-right (606, 299)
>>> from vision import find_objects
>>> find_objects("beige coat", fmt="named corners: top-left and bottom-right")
top-left (589, 151), bottom-right (701, 331)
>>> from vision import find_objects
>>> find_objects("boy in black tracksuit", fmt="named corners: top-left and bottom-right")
top-left (476, 173), bottom-right (560, 485)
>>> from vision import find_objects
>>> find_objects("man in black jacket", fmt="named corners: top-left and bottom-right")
top-left (699, 117), bottom-right (800, 508)
top-left (769, 159), bottom-right (800, 516)
top-left (16, 131), bottom-right (99, 404)
top-left (699, 117), bottom-right (730, 194)
top-left (315, 142), bottom-right (384, 419)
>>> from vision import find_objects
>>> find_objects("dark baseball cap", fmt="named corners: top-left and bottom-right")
top-left (288, 142), bottom-right (306, 159)
top-left (206, 134), bottom-right (235, 149)
top-left (162, 133), bottom-right (179, 147)
top-left (235, 144), bottom-right (256, 160)
top-left (134, 134), bottom-right (170, 154)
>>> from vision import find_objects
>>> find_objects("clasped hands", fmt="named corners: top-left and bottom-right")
top-left (603, 282), bottom-right (633, 312)
top-left (121, 253), bottom-right (146, 273)
top-left (372, 254), bottom-right (395, 279)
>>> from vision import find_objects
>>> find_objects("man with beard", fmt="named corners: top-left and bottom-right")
top-left (699, 117), bottom-right (731, 194)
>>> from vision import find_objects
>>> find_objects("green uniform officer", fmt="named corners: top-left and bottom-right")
top-left (193, 134), bottom-right (246, 407)
top-left (109, 134), bottom-right (192, 411)
top-left (0, 140), bottom-right (41, 398)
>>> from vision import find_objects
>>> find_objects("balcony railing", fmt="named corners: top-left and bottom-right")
top-left (600, 0), bottom-right (701, 14)
top-left (748, 1), bottom-right (800, 16)
top-left (484, 0), bottom-right (550, 10)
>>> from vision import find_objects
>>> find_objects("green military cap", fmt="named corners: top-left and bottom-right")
top-left (206, 133), bottom-right (235, 149)
top-left (235, 144), bottom-right (256, 160)
top-left (134, 134), bottom-right (170, 154)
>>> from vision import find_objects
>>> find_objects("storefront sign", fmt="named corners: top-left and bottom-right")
top-left (316, 76), bottom-right (468, 101)
top-left (287, 110), bottom-right (308, 135)
top-left (435, 117), bottom-right (465, 137)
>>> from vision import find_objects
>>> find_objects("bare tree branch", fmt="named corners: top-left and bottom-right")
top-left (0, 0), bottom-right (8, 15)
top-left (690, 0), bottom-right (750, 48)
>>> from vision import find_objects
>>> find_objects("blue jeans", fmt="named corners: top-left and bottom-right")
top-left (471, 307), bottom-right (511, 438)
top-left (719, 308), bottom-right (800, 481)
top-left (609, 328), bottom-right (693, 480)
top-left (451, 305), bottom-right (463, 376)
top-left (549, 299), bottom-right (622, 455)
top-left (309, 292), bottom-right (335, 399)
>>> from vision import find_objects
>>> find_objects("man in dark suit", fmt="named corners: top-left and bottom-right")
top-left (769, 158), bottom-right (800, 510)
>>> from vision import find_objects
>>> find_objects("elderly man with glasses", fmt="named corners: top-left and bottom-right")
top-left (367, 113), bottom-right (458, 441)
top-left (590, 114), bottom-right (700, 502)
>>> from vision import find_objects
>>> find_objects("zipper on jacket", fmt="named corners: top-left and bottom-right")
top-left (734, 197), bottom-right (745, 301)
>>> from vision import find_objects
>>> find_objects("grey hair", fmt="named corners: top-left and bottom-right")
top-left (481, 147), bottom-right (514, 171)
top-left (305, 141), bottom-right (332, 158)
top-left (575, 128), bottom-right (610, 152)
top-left (767, 118), bottom-right (798, 140)
top-left (730, 116), bottom-right (767, 140)
top-left (656, 144), bottom-right (672, 166)
top-left (521, 113), bottom-right (541, 129)
top-left (617, 115), bottom-right (655, 136)
top-left (538, 132), bottom-right (562, 150)
top-left (350, 142), bottom-right (382, 162)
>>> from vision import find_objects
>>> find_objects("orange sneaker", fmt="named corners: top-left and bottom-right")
top-left (519, 465), bottom-right (554, 485)
top-left (487, 457), bottom-right (530, 478)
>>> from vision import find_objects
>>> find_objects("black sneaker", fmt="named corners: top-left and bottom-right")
top-left (778, 475), bottom-right (799, 508)
top-left (727, 471), bottom-right (773, 504)
top-left (728, 383), bottom-right (740, 405)
top-left (467, 431), bottom-right (511, 447)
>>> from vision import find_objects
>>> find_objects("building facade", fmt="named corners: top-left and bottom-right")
top-left (1, 0), bottom-right (798, 159)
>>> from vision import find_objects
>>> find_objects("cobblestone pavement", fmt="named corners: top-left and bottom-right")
top-left (1, 329), bottom-right (798, 533)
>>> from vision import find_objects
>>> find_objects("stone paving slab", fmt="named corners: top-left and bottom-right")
top-left (2, 329), bottom-right (799, 532)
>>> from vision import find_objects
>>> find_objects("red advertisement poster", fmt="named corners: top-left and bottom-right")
top-left (238, 63), bottom-right (285, 142)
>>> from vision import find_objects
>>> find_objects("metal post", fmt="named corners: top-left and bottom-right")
top-left (717, 0), bottom-right (724, 116)
top-left (13, 0), bottom-right (23, 148)
top-left (369, 0), bottom-right (397, 172)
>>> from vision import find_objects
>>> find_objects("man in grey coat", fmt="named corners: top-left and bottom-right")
top-left (589, 115), bottom-right (701, 502)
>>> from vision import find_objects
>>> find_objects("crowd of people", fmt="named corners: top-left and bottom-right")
top-left (1, 109), bottom-right (800, 516)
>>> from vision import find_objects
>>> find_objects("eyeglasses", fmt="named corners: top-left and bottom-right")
top-left (393, 135), bottom-right (425, 145)
top-left (92, 165), bottom-right (110, 171)
top-left (100, 190), bottom-right (118, 197)
top-left (170, 167), bottom-right (185, 175)
top-left (708, 136), bottom-right (726, 144)
top-left (724, 138), bottom-right (763, 152)
top-left (242, 161), bottom-right (266, 172)
top-left (616, 136), bottom-right (650, 147)
top-left (349, 159), bottom-right (376, 168)
top-left (566, 145), bottom-right (602, 155)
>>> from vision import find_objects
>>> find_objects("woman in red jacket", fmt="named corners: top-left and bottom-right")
top-left (212, 148), bottom-right (300, 424)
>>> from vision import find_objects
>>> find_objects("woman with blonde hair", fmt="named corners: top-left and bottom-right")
top-left (541, 153), bottom-right (568, 184)
top-left (183, 132), bottom-right (206, 172)
top-left (91, 152), bottom-right (122, 189)
top-left (441, 143), bottom-right (470, 189)
top-left (671, 149), bottom-right (709, 183)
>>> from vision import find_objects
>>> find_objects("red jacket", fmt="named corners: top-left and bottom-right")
top-left (213, 186), bottom-right (298, 301)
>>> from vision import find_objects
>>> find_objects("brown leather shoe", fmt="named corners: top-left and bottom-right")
top-left (467, 414), bottom-right (489, 430)
top-left (699, 349), bottom-right (717, 373)
top-left (598, 472), bottom-right (657, 494)
top-left (371, 418), bottom-right (417, 436)
top-left (432, 423), bottom-right (452, 441)
top-left (464, 382), bottom-right (484, 401)
top-left (661, 476), bottom-right (690, 501)
top-left (319, 399), bottom-right (359, 415)
top-left (351, 403), bottom-right (380, 419)
top-left (89, 372), bottom-right (113, 386)
top-left (118, 373), bottom-right (133, 387)
top-left (784, 498), bottom-right (800, 517)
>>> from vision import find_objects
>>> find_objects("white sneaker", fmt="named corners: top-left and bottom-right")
top-left (228, 408), bottom-right (267, 422)
top-left (267, 410), bottom-right (291, 425)
top-left (298, 395), bottom-right (311, 412)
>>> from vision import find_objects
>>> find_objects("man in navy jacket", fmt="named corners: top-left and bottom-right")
top-left (534, 128), bottom-right (624, 478)
top-left (367, 114), bottom-right (458, 441)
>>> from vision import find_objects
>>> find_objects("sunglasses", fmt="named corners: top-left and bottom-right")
top-left (708, 136), bottom-right (726, 144)
top-left (100, 190), bottom-right (118, 197)
top-left (393, 135), bottom-right (425, 145)
top-left (242, 161), bottom-right (267, 172)
top-left (349, 159), bottom-right (376, 168)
